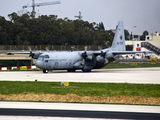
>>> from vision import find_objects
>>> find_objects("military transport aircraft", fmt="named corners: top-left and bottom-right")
top-left (7, 21), bottom-right (147, 73)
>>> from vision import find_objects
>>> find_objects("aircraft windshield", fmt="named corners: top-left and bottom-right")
top-left (38, 56), bottom-right (44, 61)
top-left (44, 55), bottom-right (49, 58)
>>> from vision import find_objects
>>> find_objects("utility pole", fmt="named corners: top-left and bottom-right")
top-left (32, 0), bottom-right (36, 18)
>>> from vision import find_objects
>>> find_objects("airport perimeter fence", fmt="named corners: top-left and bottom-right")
top-left (0, 45), bottom-right (109, 51)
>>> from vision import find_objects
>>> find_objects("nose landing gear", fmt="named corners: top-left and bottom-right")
top-left (43, 69), bottom-right (48, 73)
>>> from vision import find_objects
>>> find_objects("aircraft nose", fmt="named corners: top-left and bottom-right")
top-left (35, 61), bottom-right (41, 68)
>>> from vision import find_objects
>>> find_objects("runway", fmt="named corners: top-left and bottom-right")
top-left (0, 102), bottom-right (160, 120)
top-left (0, 67), bottom-right (160, 84)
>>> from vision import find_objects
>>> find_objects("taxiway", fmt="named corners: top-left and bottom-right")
top-left (0, 102), bottom-right (160, 119)
top-left (0, 67), bottom-right (160, 84)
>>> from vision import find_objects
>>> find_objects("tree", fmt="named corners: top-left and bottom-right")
top-left (124, 29), bottom-right (129, 40)
top-left (8, 12), bottom-right (20, 23)
top-left (0, 12), bottom-right (115, 46)
top-left (99, 22), bottom-right (105, 31)
top-left (140, 30), bottom-right (149, 40)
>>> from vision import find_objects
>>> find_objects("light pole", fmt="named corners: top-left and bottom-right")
top-left (132, 26), bottom-right (136, 40)
top-left (132, 26), bottom-right (136, 55)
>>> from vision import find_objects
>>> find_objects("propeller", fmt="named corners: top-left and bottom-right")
top-left (81, 46), bottom-right (88, 66)
top-left (98, 46), bottom-right (106, 58)
top-left (98, 46), bottom-right (102, 51)
top-left (101, 51), bottom-right (106, 58)
top-left (81, 46), bottom-right (88, 58)
top-left (28, 46), bottom-right (35, 58)
top-left (97, 49), bottom-right (110, 63)
top-left (46, 47), bottom-right (49, 52)
top-left (27, 46), bottom-right (41, 60)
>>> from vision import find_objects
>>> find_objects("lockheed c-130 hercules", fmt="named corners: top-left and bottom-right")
top-left (7, 21), bottom-right (148, 73)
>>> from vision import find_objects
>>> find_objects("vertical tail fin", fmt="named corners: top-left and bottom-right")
top-left (111, 21), bottom-right (126, 51)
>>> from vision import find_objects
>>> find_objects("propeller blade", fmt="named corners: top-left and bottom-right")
top-left (84, 46), bottom-right (87, 51)
top-left (46, 47), bottom-right (49, 52)
top-left (28, 46), bottom-right (35, 58)
top-left (101, 51), bottom-right (106, 58)
top-left (98, 46), bottom-right (102, 51)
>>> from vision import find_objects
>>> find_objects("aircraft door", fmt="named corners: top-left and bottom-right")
top-left (69, 59), bottom-right (72, 67)
top-left (43, 55), bottom-right (50, 69)
top-left (53, 62), bottom-right (58, 69)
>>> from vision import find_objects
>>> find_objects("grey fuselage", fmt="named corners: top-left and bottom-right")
top-left (35, 51), bottom-right (107, 71)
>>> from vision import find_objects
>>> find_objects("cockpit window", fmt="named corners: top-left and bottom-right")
top-left (38, 56), bottom-right (44, 61)
top-left (44, 55), bottom-right (49, 58)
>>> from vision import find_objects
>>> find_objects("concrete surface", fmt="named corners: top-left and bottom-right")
top-left (0, 102), bottom-right (160, 120)
top-left (0, 102), bottom-right (160, 113)
top-left (0, 67), bottom-right (160, 84)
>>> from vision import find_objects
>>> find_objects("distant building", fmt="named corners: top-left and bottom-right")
top-left (145, 32), bottom-right (160, 48)
top-left (125, 32), bottom-right (160, 59)
top-left (132, 35), bottom-right (140, 41)
top-left (125, 32), bottom-right (160, 48)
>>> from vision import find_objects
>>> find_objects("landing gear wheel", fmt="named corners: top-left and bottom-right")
top-left (43, 69), bottom-right (48, 73)
top-left (67, 69), bottom-right (76, 72)
top-left (67, 70), bottom-right (71, 72)
top-left (82, 69), bottom-right (91, 72)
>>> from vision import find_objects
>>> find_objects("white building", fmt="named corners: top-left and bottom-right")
top-left (125, 33), bottom-right (160, 59)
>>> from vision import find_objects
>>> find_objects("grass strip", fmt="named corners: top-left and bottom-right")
top-left (0, 81), bottom-right (160, 98)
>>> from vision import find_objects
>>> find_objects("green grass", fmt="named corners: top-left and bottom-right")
top-left (0, 81), bottom-right (160, 98)
top-left (103, 62), bottom-right (160, 69)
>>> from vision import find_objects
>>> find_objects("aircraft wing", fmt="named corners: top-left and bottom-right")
top-left (7, 52), bottom-right (31, 55)
top-left (7, 51), bottom-right (43, 59)
top-left (91, 48), bottom-right (109, 56)
top-left (112, 51), bottom-right (152, 55)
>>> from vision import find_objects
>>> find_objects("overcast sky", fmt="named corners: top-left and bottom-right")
top-left (0, 0), bottom-right (160, 35)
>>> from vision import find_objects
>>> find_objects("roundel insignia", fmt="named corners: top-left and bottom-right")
top-left (120, 35), bottom-right (122, 40)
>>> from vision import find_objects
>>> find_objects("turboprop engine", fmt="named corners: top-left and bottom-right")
top-left (105, 51), bottom-right (114, 59)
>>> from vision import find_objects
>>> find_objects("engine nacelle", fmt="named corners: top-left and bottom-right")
top-left (105, 52), bottom-right (114, 59)
top-left (74, 61), bottom-right (83, 69)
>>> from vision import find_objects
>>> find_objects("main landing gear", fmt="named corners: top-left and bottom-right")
top-left (67, 69), bottom-right (76, 72)
top-left (82, 69), bottom-right (91, 72)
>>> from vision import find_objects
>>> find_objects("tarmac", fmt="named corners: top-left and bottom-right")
top-left (0, 102), bottom-right (160, 120)
top-left (0, 67), bottom-right (160, 84)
